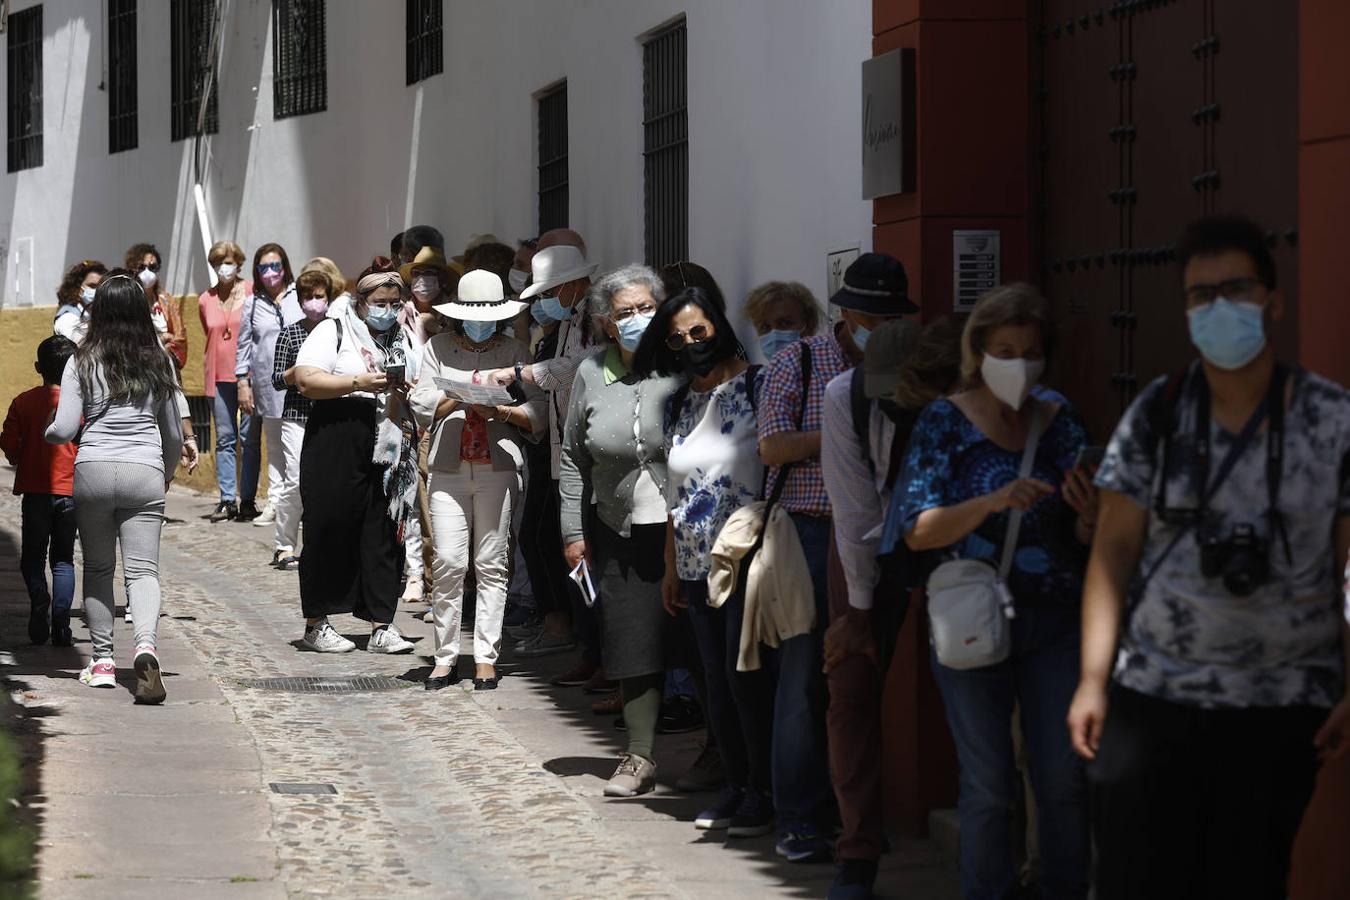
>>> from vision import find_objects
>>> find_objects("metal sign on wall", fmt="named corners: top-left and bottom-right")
top-left (862, 48), bottom-right (915, 199)
top-left (952, 230), bottom-right (1000, 313)
top-left (826, 246), bottom-right (860, 324)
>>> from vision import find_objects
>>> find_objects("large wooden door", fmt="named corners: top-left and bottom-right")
top-left (1037, 0), bottom-right (1299, 441)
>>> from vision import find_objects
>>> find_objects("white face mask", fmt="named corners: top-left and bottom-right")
top-left (138, 267), bottom-right (158, 288)
top-left (410, 275), bottom-right (440, 301)
top-left (981, 355), bottom-right (1045, 410)
top-left (217, 262), bottom-right (238, 281)
top-left (508, 267), bottom-right (530, 294)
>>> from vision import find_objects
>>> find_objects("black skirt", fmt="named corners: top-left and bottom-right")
top-left (298, 398), bottom-right (403, 623)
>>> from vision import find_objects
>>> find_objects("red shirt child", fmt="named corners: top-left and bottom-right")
top-left (1, 374), bottom-right (77, 495)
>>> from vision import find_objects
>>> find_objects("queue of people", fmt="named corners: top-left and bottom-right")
top-left (13, 212), bottom-right (1348, 900)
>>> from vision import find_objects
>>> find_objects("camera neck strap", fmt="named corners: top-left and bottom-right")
top-left (1144, 363), bottom-right (1291, 593)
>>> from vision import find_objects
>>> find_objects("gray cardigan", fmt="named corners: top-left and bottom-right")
top-left (559, 348), bottom-right (683, 544)
top-left (408, 332), bottom-right (546, 474)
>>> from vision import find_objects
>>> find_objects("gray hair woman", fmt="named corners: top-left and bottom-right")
top-left (291, 257), bottom-right (418, 656)
top-left (560, 264), bottom-right (683, 797)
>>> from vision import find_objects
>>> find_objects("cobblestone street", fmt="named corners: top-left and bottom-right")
top-left (1, 469), bottom-right (959, 899)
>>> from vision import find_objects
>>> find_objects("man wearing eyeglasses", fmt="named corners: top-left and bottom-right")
top-left (1069, 215), bottom-right (1350, 897)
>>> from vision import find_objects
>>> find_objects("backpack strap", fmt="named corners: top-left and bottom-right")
top-left (745, 364), bottom-right (762, 416)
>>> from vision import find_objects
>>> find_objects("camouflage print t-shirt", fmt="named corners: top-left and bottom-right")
top-left (1095, 366), bottom-right (1350, 710)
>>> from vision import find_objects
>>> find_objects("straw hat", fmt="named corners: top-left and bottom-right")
top-left (398, 246), bottom-right (455, 285)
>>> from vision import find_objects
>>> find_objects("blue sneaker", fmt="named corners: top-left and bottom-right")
top-left (694, 786), bottom-right (744, 830)
top-left (775, 821), bottom-right (832, 863)
top-left (726, 789), bottom-right (775, 838)
top-left (828, 859), bottom-right (877, 898)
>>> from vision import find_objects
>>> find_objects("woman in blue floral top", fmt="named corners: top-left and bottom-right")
top-left (633, 286), bottom-right (776, 839)
top-left (889, 284), bottom-right (1098, 899)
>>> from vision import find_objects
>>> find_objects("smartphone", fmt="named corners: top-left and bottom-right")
top-left (383, 363), bottom-right (406, 388)
top-left (1074, 445), bottom-right (1106, 470)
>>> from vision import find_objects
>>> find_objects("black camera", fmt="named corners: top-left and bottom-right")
top-left (1198, 521), bottom-right (1269, 597)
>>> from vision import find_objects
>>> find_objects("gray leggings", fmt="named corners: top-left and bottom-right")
top-left (73, 461), bottom-right (166, 659)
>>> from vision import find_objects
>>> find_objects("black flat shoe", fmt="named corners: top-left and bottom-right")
top-left (28, 599), bottom-right (49, 645)
top-left (425, 672), bottom-right (462, 691)
top-left (472, 676), bottom-right (500, 691)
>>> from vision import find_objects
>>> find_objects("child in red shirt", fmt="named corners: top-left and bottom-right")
top-left (1, 335), bottom-right (78, 645)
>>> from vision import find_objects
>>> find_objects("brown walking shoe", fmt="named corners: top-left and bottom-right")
top-left (603, 753), bottom-right (656, 798)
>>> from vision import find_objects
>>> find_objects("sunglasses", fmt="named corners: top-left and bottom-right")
top-left (141, 261), bottom-right (161, 273)
top-left (665, 323), bottom-right (712, 351)
top-left (258, 262), bottom-right (284, 274)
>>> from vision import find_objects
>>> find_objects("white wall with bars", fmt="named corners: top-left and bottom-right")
top-left (0, 0), bottom-right (871, 357)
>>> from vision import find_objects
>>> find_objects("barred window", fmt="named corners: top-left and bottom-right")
top-left (642, 19), bottom-right (688, 268)
top-left (7, 4), bottom-right (43, 173)
top-left (108, 0), bottom-right (138, 154)
top-left (272, 0), bottom-right (326, 119)
top-left (171, 0), bottom-right (219, 142)
top-left (405, 0), bottom-right (443, 86)
top-left (537, 82), bottom-right (568, 233)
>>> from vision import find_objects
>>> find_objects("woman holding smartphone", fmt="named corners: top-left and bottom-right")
top-left (292, 257), bottom-right (418, 655)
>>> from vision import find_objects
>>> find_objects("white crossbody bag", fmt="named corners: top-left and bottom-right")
top-left (926, 400), bottom-right (1044, 670)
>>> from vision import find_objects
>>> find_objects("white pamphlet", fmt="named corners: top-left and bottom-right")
top-left (432, 376), bottom-right (515, 406)
top-left (569, 558), bottom-right (598, 608)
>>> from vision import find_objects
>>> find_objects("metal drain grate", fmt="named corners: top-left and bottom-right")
top-left (270, 782), bottom-right (337, 795)
top-left (235, 675), bottom-right (415, 694)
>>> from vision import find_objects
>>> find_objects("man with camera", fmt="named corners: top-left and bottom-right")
top-left (1067, 215), bottom-right (1350, 898)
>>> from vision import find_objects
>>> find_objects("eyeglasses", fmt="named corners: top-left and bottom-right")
top-left (258, 262), bottom-right (284, 274)
top-left (665, 324), bottom-right (712, 351)
top-left (610, 303), bottom-right (658, 323)
top-left (1184, 277), bottom-right (1263, 308)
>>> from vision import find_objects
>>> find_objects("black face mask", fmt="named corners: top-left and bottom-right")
top-left (679, 339), bottom-right (722, 378)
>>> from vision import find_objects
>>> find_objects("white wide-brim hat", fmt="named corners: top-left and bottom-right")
top-left (433, 269), bottom-right (528, 322)
top-left (518, 245), bottom-right (599, 300)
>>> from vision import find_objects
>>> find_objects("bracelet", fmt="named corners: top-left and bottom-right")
top-left (352, 375), bottom-right (360, 393)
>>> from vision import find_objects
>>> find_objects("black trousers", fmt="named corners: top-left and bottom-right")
top-left (518, 440), bottom-right (570, 617)
top-left (1089, 684), bottom-right (1323, 900)
top-left (298, 399), bottom-right (403, 624)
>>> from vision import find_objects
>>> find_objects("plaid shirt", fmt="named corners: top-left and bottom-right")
top-left (758, 332), bottom-right (853, 517)
top-left (271, 323), bottom-right (314, 422)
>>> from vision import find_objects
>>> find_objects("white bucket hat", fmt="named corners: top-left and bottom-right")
top-left (433, 270), bottom-right (528, 322)
top-left (518, 245), bottom-right (599, 300)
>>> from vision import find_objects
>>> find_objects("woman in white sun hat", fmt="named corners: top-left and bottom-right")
top-left (409, 270), bottom-right (547, 691)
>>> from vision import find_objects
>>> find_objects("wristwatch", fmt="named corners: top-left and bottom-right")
top-left (514, 362), bottom-right (524, 384)
top-left (352, 375), bottom-right (360, 393)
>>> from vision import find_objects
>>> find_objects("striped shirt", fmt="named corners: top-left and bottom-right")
top-left (271, 322), bottom-right (314, 422)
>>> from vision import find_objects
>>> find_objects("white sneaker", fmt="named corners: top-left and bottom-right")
top-left (302, 620), bottom-right (356, 653)
top-left (421, 608), bottom-right (435, 623)
top-left (401, 578), bottom-right (424, 603)
top-left (367, 625), bottom-right (414, 654)
top-left (124, 608), bottom-right (133, 624)
top-left (251, 501), bottom-right (277, 526)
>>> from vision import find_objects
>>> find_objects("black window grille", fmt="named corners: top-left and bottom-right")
top-left (405, 0), bottom-right (443, 86)
top-left (272, 0), bottom-right (326, 119)
top-left (537, 82), bottom-right (568, 233)
top-left (642, 19), bottom-right (688, 268)
top-left (108, 0), bottom-right (138, 154)
top-left (171, 0), bottom-right (219, 142)
top-left (7, 4), bottom-right (43, 173)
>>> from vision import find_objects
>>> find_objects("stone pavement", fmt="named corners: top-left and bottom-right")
top-left (1, 468), bottom-right (960, 899)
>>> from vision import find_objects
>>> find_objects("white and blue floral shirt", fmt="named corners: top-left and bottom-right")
top-left (666, 367), bottom-right (766, 581)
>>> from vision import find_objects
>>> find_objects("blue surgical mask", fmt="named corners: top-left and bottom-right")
top-left (540, 295), bottom-right (571, 323)
top-left (1187, 297), bottom-right (1267, 371)
top-left (616, 313), bottom-right (654, 352)
top-left (364, 306), bottom-right (398, 333)
top-left (80, 286), bottom-right (96, 306)
top-left (463, 320), bottom-right (497, 343)
top-left (758, 328), bottom-right (800, 361)
top-left (530, 302), bottom-right (556, 326)
top-left (852, 323), bottom-right (873, 352)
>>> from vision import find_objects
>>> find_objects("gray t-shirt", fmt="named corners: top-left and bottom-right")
top-left (46, 357), bottom-right (183, 475)
top-left (1095, 367), bottom-right (1350, 709)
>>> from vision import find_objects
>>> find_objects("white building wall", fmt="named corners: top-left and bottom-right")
top-left (0, 0), bottom-right (871, 350)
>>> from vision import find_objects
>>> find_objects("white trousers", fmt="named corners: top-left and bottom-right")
top-left (273, 418), bottom-right (305, 553)
top-left (262, 416), bottom-right (284, 506)
top-left (428, 465), bottom-right (517, 666)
